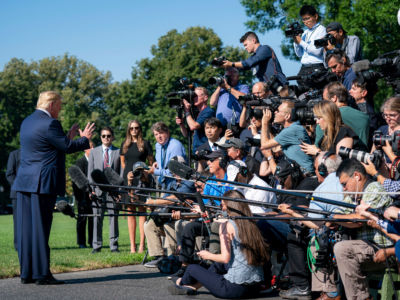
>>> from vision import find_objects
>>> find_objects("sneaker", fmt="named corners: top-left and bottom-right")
top-left (144, 256), bottom-right (164, 268)
top-left (167, 267), bottom-right (186, 280)
top-left (167, 282), bottom-right (197, 295)
top-left (279, 286), bottom-right (312, 300)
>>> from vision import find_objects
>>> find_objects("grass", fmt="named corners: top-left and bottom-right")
top-left (0, 213), bottom-right (146, 278)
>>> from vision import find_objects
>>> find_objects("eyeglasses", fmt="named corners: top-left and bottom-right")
top-left (382, 113), bottom-right (399, 119)
top-left (208, 157), bottom-right (219, 162)
top-left (130, 127), bottom-right (140, 131)
top-left (101, 134), bottom-right (111, 138)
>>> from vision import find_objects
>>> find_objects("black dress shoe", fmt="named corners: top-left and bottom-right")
top-left (35, 275), bottom-right (65, 285)
top-left (78, 244), bottom-right (87, 249)
top-left (21, 278), bottom-right (35, 284)
top-left (91, 248), bottom-right (101, 254)
top-left (111, 249), bottom-right (120, 253)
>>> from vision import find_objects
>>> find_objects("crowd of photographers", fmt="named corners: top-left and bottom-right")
top-left (8, 3), bottom-right (400, 299)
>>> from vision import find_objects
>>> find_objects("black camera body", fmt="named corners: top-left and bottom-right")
top-left (285, 22), bottom-right (304, 38)
top-left (372, 130), bottom-right (400, 155)
top-left (338, 146), bottom-right (383, 169)
top-left (211, 56), bottom-right (227, 67)
top-left (167, 78), bottom-right (197, 119)
top-left (192, 149), bottom-right (212, 161)
top-left (314, 34), bottom-right (337, 48)
top-left (291, 93), bottom-right (323, 125)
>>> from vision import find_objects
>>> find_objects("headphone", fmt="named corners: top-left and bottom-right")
top-left (228, 160), bottom-right (249, 177)
top-left (218, 151), bottom-right (229, 169)
top-left (317, 151), bottom-right (334, 178)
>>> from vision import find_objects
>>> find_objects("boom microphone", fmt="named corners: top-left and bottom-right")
top-left (104, 167), bottom-right (124, 186)
top-left (68, 165), bottom-right (90, 192)
top-left (56, 200), bottom-right (76, 218)
top-left (352, 59), bottom-right (371, 72)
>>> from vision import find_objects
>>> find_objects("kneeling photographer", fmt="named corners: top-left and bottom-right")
top-left (176, 87), bottom-right (215, 154)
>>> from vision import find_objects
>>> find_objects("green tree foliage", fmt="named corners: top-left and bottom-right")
top-left (240, 0), bottom-right (400, 60)
top-left (106, 26), bottom-right (250, 146)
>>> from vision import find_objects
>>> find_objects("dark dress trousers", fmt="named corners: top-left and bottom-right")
top-left (6, 149), bottom-right (20, 250)
top-left (72, 155), bottom-right (93, 247)
top-left (12, 109), bottom-right (89, 280)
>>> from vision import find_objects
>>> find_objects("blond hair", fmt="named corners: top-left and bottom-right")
top-left (36, 91), bottom-right (62, 110)
top-left (313, 101), bottom-right (343, 150)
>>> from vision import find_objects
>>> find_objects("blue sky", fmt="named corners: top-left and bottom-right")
top-left (1, 0), bottom-right (300, 82)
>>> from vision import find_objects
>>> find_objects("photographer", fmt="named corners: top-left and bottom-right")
top-left (314, 82), bottom-right (369, 150)
top-left (300, 100), bottom-right (357, 155)
top-left (260, 100), bottom-right (315, 174)
top-left (209, 67), bottom-right (248, 128)
top-left (293, 5), bottom-right (326, 90)
top-left (326, 50), bottom-right (356, 91)
top-left (176, 87), bottom-right (215, 153)
top-left (324, 22), bottom-right (362, 64)
top-left (221, 31), bottom-right (287, 86)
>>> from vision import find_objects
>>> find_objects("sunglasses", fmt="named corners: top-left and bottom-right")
top-left (101, 134), bottom-right (112, 138)
top-left (130, 126), bottom-right (140, 130)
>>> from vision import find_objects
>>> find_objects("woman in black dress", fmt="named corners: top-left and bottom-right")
top-left (121, 120), bottom-right (154, 253)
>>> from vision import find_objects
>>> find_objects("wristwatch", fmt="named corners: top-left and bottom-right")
top-left (232, 62), bottom-right (235, 68)
top-left (267, 156), bottom-right (273, 161)
top-left (372, 172), bottom-right (380, 181)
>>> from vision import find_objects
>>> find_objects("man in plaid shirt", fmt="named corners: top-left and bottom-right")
top-left (331, 158), bottom-right (393, 300)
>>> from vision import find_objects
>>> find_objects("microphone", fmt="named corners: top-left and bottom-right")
top-left (56, 200), bottom-right (76, 218)
top-left (68, 165), bottom-right (90, 192)
top-left (286, 75), bottom-right (302, 81)
top-left (167, 160), bottom-right (198, 180)
top-left (352, 59), bottom-right (371, 72)
top-left (104, 167), bottom-right (124, 186)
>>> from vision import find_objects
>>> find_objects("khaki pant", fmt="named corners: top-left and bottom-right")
top-left (310, 245), bottom-right (337, 293)
top-left (334, 240), bottom-right (386, 300)
top-left (144, 218), bottom-right (176, 257)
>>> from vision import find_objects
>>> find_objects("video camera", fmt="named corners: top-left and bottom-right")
top-left (372, 130), bottom-right (400, 155)
top-left (314, 34), bottom-right (337, 48)
top-left (287, 69), bottom-right (339, 93)
top-left (338, 146), bottom-right (383, 168)
top-left (290, 90), bottom-right (323, 125)
top-left (167, 78), bottom-right (197, 119)
top-left (353, 50), bottom-right (400, 94)
top-left (192, 149), bottom-right (212, 161)
top-left (285, 22), bottom-right (304, 38)
top-left (238, 95), bottom-right (283, 112)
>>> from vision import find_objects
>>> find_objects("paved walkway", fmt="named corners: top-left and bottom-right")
top-left (1, 264), bottom-right (281, 300)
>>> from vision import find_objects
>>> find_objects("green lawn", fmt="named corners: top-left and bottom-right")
top-left (0, 213), bottom-right (146, 278)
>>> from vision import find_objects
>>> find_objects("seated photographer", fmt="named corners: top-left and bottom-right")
top-left (293, 5), bottom-right (326, 91)
top-left (209, 67), bottom-right (248, 128)
top-left (217, 137), bottom-right (261, 176)
top-left (221, 31), bottom-right (287, 86)
top-left (260, 100), bottom-right (315, 174)
top-left (301, 100), bottom-right (357, 155)
top-left (260, 159), bottom-right (318, 299)
top-left (349, 78), bottom-right (379, 136)
top-left (195, 117), bottom-right (223, 172)
top-left (146, 122), bottom-right (186, 190)
top-left (331, 159), bottom-right (393, 300)
top-left (177, 150), bottom-right (232, 275)
top-left (314, 82), bottom-right (369, 150)
top-left (143, 156), bottom-right (196, 268)
top-left (169, 190), bottom-right (269, 298)
top-left (326, 50), bottom-right (356, 91)
top-left (278, 152), bottom-right (343, 300)
top-left (324, 22), bottom-right (362, 64)
top-left (226, 160), bottom-right (276, 213)
top-left (175, 86), bottom-right (215, 154)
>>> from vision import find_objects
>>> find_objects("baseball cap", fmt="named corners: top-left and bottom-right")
top-left (326, 22), bottom-right (346, 34)
top-left (204, 150), bottom-right (226, 160)
top-left (217, 138), bottom-right (245, 150)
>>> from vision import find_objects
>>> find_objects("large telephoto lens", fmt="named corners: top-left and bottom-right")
top-left (339, 146), bottom-right (373, 164)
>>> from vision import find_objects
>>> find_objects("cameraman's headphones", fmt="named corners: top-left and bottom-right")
top-left (318, 151), bottom-right (334, 178)
top-left (218, 151), bottom-right (229, 169)
top-left (228, 160), bottom-right (249, 177)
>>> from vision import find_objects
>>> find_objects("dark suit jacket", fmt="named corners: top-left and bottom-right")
top-left (12, 109), bottom-right (89, 196)
top-left (72, 155), bottom-right (89, 202)
top-left (6, 149), bottom-right (20, 199)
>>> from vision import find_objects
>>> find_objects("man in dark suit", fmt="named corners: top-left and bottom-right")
top-left (72, 141), bottom-right (94, 248)
top-left (6, 148), bottom-right (20, 251)
top-left (88, 127), bottom-right (121, 253)
top-left (12, 91), bottom-right (94, 285)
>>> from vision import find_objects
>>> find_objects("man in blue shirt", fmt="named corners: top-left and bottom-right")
top-left (261, 100), bottom-right (315, 173)
top-left (176, 87), bottom-right (215, 153)
top-left (326, 50), bottom-right (356, 91)
top-left (147, 122), bottom-right (186, 189)
top-left (293, 5), bottom-right (327, 91)
top-left (221, 31), bottom-right (287, 87)
top-left (209, 67), bottom-right (248, 127)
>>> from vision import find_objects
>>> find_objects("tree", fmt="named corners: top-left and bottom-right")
top-left (240, 0), bottom-right (400, 60)
top-left (106, 26), bottom-right (251, 147)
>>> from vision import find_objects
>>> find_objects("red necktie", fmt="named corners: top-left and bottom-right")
top-left (104, 148), bottom-right (110, 169)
